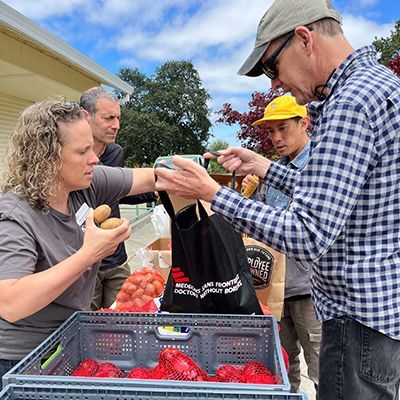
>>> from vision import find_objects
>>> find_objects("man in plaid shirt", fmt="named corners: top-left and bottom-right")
top-left (155, 0), bottom-right (400, 398)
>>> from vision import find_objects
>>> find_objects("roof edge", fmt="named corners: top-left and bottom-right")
top-left (0, 1), bottom-right (133, 94)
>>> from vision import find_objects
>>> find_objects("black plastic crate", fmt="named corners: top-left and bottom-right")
top-left (3, 312), bottom-right (289, 392)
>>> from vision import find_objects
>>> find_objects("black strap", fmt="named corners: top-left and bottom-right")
top-left (196, 200), bottom-right (209, 220)
top-left (157, 190), bottom-right (176, 221)
top-left (154, 163), bottom-right (176, 221)
top-left (230, 170), bottom-right (236, 191)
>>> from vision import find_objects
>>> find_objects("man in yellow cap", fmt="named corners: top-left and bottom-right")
top-left (245, 95), bottom-right (321, 394)
top-left (252, 95), bottom-right (309, 160)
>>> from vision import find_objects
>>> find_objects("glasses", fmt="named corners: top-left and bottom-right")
top-left (261, 32), bottom-right (294, 80)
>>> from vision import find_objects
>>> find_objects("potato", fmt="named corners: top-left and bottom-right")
top-left (93, 204), bottom-right (111, 224)
top-left (100, 217), bottom-right (124, 229)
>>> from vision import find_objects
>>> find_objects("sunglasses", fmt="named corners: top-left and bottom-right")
top-left (261, 32), bottom-right (294, 80)
top-left (262, 26), bottom-right (314, 80)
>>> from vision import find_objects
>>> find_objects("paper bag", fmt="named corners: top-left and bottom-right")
top-left (243, 236), bottom-right (285, 320)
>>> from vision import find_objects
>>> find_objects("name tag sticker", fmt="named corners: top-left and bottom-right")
top-left (75, 203), bottom-right (91, 227)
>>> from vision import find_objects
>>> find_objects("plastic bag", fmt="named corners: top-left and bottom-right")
top-left (151, 204), bottom-right (171, 237)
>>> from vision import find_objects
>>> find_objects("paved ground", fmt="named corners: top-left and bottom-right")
top-left (121, 209), bottom-right (316, 400)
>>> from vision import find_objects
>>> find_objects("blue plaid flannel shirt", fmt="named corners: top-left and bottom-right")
top-left (212, 46), bottom-right (400, 339)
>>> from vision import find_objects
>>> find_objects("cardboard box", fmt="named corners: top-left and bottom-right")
top-left (146, 236), bottom-right (172, 281)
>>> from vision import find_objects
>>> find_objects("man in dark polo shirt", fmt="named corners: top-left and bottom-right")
top-left (80, 87), bottom-right (156, 309)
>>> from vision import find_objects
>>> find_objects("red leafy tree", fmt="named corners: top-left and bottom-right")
top-left (215, 90), bottom-right (282, 157)
top-left (388, 55), bottom-right (400, 76)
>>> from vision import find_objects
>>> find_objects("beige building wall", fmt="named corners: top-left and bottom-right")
top-left (0, 1), bottom-right (132, 177)
top-left (0, 31), bottom-right (100, 176)
top-left (0, 29), bottom-right (100, 102)
top-left (0, 93), bottom-right (30, 173)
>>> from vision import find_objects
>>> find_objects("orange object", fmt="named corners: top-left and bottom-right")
top-left (114, 267), bottom-right (165, 312)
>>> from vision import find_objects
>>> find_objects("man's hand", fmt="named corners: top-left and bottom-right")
top-left (204, 147), bottom-right (271, 178)
top-left (242, 174), bottom-right (255, 190)
top-left (155, 156), bottom-right (221, 203)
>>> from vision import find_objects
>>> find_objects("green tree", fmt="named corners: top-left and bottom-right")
top-left (373, 20), bottom-right (400, 65)
top-left (117, 110), bottom-right (178, 166)
top-left (206, 139), bottom-right (230, 173)
top-left (116, 61), bottom-right (212, 166)
top-left (115, 67), bottom-right (149, 110)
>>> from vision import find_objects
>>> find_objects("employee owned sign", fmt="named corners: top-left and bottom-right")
top-left (246, 244), bottom-right (275, 289)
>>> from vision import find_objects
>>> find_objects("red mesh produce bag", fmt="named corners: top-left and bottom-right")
top-left (240, 374), bottom-right (280, 384)
top-left (214, 365), bottom-right (242, 382)
top-left (242, 361), bottom-right (273, 376)
top-left (127, 367), bottom-right (153, 379)
top-left (158, 348), bottom-right (210, 381)
top-left (151, 364), bottom-right (168, 379)
top-left (92, 362), bottom-right (124, 378)
top-left (239, 361), bottom-right (282, 384)
top-left (71, 358), bottom-right (99, 377)
top-left (117, 299), bottom-right (158, 313)
top-left (115, 267), bottom-right (165, 312)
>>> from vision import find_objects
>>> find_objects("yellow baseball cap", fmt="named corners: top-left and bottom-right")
top-left (252, 95), bottom-right (307, 126)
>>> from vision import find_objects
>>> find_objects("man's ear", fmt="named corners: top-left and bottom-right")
top-left (81, 108), bottom-right (91, 122)
top-left (301, 116), bottom-right (311, 131)
top-left (295, 26), bottom-right (313, 55)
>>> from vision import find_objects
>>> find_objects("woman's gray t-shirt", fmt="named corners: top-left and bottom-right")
top-left (0, 165), bottom-right (132, 359)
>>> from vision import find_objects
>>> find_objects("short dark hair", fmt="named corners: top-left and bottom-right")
top-left (309, 17), bottom-right (343, 36)
top-left (79, 87), bottom-right (119, 116)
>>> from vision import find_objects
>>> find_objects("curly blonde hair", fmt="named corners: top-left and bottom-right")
top-left (1, 99), bottom-right (84, 211)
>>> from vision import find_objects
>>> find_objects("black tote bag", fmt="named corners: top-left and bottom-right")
top-left (158, 185), bottom-right (262, 315)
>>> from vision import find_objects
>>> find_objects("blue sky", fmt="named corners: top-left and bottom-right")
top-left (3, 0), bottom-right (399, 146)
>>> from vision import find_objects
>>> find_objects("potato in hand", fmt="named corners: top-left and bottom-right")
top-left (100, 217), bottom-right (124, 230)
top-left (93, 204), bottom-right (111, 225)
top-left (93, 204), bottom-right (124, 229)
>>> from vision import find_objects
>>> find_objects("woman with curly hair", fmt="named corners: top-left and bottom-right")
top-left (0, 99), bottom-right (155, 385)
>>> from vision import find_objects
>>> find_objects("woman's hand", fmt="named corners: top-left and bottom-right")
top-left (80, 211), bottom-right (132, 265)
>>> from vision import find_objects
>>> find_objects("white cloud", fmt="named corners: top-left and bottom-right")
top-left (3, 0), bottom-right (86, 19)
top-left (85, 0), bottom-right (177, 27)
top-left (2, 0), bottom-right (396, 117)
top-left (113, 0), bottom-right (270, 60)
top-left (342, 14), bottom-right (394, 48)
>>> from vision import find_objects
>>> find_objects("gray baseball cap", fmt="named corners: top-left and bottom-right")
top-left (238, 0), bottom-right (342, 77)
